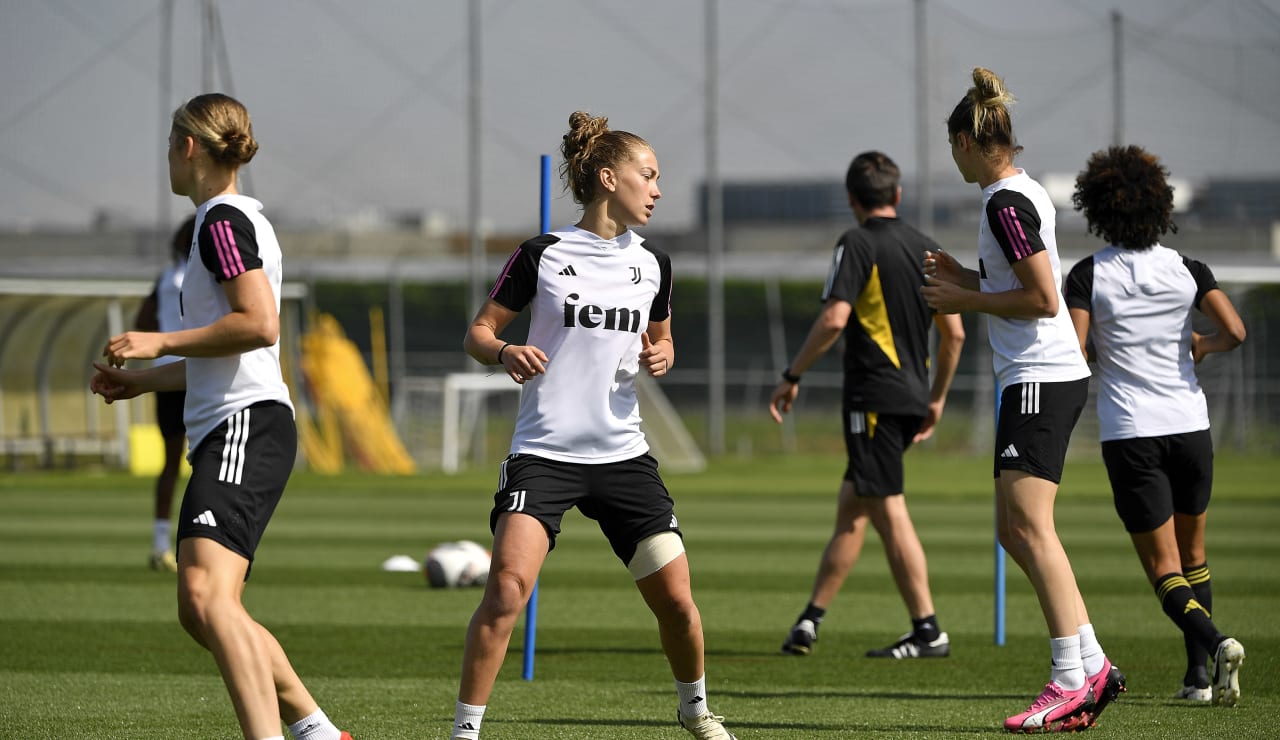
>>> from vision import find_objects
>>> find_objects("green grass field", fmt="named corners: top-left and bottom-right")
top-left (1, 452), bottom-right (1276, 739)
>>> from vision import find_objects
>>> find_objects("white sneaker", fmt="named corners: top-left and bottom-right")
top-left (1174, 684), bottom-right (1211, 702)
top-left (679, 710), bottom-right (737, 739)
top-left (1212, 638), bottom-right (1245, 707)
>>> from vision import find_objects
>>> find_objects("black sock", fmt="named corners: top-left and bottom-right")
top-left (799, 603), bottom-right (826, 628)
top-left (1156, 572), bottom-right (1224, 681)
top-left (1182, 564), bottom-right (1214, 688)
top-left (912, 614), bottom-right (940, 642)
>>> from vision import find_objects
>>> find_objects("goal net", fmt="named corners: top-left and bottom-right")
top-left (395, 372), bottom-right (706, 473)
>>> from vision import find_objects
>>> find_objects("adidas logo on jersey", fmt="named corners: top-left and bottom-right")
top-left (558, 265), bottom-right (577, 276)
top-left (193, 510), bottom-right (218, 527)
top-left (1000, 444), bottom-right (1019, 459)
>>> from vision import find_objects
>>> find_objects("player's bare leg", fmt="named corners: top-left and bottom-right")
top-left (811, 481), bottom-right (869, 607)
top-left (457, 513), bottom-right (548, 705)
top-left (783, 481), bottom-right (869, 655)
top-left (177, 537), bottom-right (281, 739)
top-left (637, 555), bottom-right (736, 739)
top-left (637, 552), bottom-right (703, 681)
top-left (866, 494), bottom-right (933, 619)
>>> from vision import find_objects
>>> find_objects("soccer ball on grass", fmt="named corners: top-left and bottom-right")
top-left (424, 540), bottom-right (491, 588)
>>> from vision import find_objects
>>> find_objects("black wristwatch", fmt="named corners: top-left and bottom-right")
top-left (781, 368), bottom-right (801, 384)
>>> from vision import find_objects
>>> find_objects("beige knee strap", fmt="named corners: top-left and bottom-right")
top-left (628, 531), bottom-right (685, 580)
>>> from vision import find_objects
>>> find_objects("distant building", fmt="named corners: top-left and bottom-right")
top-left (1190, 178), bottom-right (1280, 225)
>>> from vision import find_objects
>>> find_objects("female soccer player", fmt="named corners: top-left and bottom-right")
top-left (450, 111), bottom-right (735, 740)
top-left (1066, 145), bottom-right (1246, 706)
top-left (90, 93), bottom-right (351, 740)
top-left (134, 215), bottom-right (194, 573)
top-left (920, 68), bottom-right (1123, 733)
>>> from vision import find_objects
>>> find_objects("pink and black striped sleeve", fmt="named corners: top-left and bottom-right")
top-left (197, 205), bottom-right (262, 282)
top-left (489, 233), bottom-right (555, 312)
top-left (985, 190), bottom-right (1046, 265)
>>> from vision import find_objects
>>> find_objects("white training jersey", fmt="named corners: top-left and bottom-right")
top-left (151, 259), bottom-right (187, 367)
top-left (977, 169), bottom-right (1090, 388)
top-left (489, 225), bottom-right (673, 464)
top-left (1065, 244), bottom-right (1217, 441)
top-left (181, 194), bottom-right (293, 457)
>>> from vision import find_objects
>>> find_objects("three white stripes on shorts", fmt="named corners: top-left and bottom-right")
top-left (218, 407), bottom-right (250, 485)
top-left (1019, 382), bottom-right (1041, 414)
top-left (498, 457), bottom-right (526, 512)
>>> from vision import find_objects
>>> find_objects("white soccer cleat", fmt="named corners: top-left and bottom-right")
top-left (679, 710), bottom-right (737, 739)
top-left (1211, 637), bottom-right (1245, 707)
top-left (1174, 684), bottom-right (1211, 702)
top-left (149, 549), bottom-right (177, 572)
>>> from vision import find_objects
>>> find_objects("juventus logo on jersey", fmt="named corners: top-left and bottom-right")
top-left (630, 266), bottom-right (642, 284)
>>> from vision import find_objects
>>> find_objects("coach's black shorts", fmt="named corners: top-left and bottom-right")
top-left (491, 452), bottom-right (682, 566)
top-left (1102, 429), bottom-right (1214, 533)
top-left (842, 409), bottom-right (923, 497)
top-left (156, 389), bottom-right (186, 439)
top-left (993, 378), bottom-right (1088, 484)
top-left (177, 401), bottom-right (296, 574)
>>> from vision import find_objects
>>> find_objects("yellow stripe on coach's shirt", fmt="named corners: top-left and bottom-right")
top-left (854, 264), bottom-right (900, 369)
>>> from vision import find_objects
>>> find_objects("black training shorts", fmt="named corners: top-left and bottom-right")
top-left (177, 401), bottom-right (296, 573)
top-left (491, 452), bottom-right (682, 566)
top-left (842, 410), bottom-right (923, 497)
top-left (1102, 429), bottom-right (1214, 533)
top-left (156, 389), bottom-right (186, 439)
top-left (993, 378), bottom-right (1088, 484)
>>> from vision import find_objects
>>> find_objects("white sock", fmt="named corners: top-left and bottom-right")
top-left (1078, 623), bottom-right (1105, 678)
top-left (287, 708), bottom-right (340, 740)
top-left (1050, 635), bottom-right (1085, 690)
top-left (260, 736), bottom-right (285, 740)
top-left (153, 519), bottom-right (171, 552)
top-left (452, 701), bottom-right (485, 739)
top-left (675, 675), bottom-right (708, 719)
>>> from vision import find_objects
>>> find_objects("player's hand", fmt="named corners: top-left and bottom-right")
top-left (102, 331), bottom-right (166, 367)
top-left (913, 399), bottom-right (944, 442)
top-left (768, 380), bottom-right (799, 423)
top-left (1191, 332), bottom-right (1207, 364)
top-left (923, 249), bottom-right (964, 285)
top-left (920, 276), bottom-right (967, 315)
top-left (639, 332), bottom-right (672, 377)
top-left (89, 362), bottom-right (143, 404)
top-left (499, 343), bottom-right (548, 384)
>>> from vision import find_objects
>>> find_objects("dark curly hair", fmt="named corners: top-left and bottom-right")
top-left (1072, 145), bottom-right (1176, 249)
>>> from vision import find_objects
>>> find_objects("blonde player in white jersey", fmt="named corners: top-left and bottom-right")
top-left (1066, 145), bottom-right (1246, 707)
top-left (90, 94), bottom-right (352, 740)
top-left (450, 111), bottom-right (735, 740)
top-left (134, 215), bottom-right (193, 572)
top-left (921, 68), bottom-right (1123, 733)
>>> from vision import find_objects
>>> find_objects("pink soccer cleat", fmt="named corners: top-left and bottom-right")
top-left (1004, 681), bottom-right (1094, 733)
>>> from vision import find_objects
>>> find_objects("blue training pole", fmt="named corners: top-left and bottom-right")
top-left (522, 154), bottom-right (552, 681)
top-left (994, 378), bottom-right (1007, 646)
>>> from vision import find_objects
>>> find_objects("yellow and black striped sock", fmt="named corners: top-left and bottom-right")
top-left (1155, 572), bottom-right (1224, 670)
top-left (1182, 564), bottom-right (1215, 686)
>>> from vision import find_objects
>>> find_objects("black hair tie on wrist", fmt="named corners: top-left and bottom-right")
top-left (497, 343), bottom-right (511, 365)
top-left (782, 368), bottom-right (801, 384)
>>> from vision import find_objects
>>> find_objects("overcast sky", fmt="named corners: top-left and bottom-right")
top-left (3, 0), bottom-right (1279, 235)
